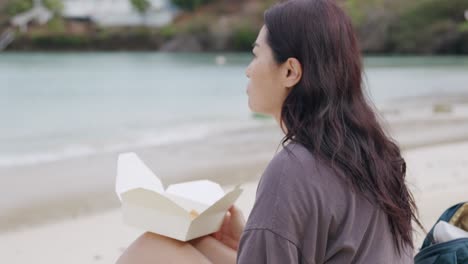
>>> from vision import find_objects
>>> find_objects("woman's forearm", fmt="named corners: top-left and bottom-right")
top-left (190, 236), bottom-right (237, 264)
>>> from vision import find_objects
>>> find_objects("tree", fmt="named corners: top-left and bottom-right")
top-left (131, 0), bottom-right (151, 14)
top-left (5, 0), bottom-right (33, 16)
top-left (130, 0), bottom-right (151, 25)
top-left (44, 0), bottom-right (63, 14)
top-left (172, 0), bottom-right (211, 11)
top-left (390, 0), bottom-right (468, 53)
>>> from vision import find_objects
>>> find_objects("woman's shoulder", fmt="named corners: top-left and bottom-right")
top-left (252, 141), bottom-right (339, 217)
top-left (254, 141), bottom-right (352, 225)
top-left (261, 141), bottom-right (334, 188)
top-left (264, 142), bottom-right (307, 173)
top-left (245, 142), bottom-right (338, 245)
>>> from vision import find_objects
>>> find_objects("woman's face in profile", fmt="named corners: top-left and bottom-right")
top-left (245, 26), bottom-right (289, 119)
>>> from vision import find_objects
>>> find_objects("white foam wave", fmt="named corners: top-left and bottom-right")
top-left (0, 119), bottom-right (267, 168)
top-left (0, 144), bottom-right (96, 167)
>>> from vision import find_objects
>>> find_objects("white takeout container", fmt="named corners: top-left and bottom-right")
top-left (115, 152), bottom-right (243, 241)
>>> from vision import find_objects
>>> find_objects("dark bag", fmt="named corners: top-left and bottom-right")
top-left (414, 202), bottom-right (468, 264)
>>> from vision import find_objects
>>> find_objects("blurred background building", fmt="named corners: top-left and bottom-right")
top-left (62, 0), bottom-right (178, 27)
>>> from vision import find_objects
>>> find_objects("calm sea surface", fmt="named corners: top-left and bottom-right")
top-left (1, 53), bottom-right (467, 167)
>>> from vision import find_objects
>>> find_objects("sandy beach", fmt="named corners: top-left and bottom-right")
top-left (1, 94), bottom-right (468, 263)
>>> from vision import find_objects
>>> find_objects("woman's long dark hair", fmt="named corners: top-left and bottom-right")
top-left (265, 0), bottom-right (423, 254)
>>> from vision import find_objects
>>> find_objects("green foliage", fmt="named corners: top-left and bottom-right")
top-left (343, 0), bottom-right (367, 27)
top-left (44, 0), bottom-right (63, 13)
top-left (398, 0), bottom-right (467, 27)
top-left (4, 0), bottom-right (62, 16)
top-left (130, 0), bottom-right (151, 13)
top-left (133, 26), bottom-right (154, 38)
top-left (172, 0), bottom-right (212, 11)
top-left (433, 103), bottom-right (453, 113)
top-left (180, 15), bottom-right (212, 34)
top-left (459, 21), bottom-right (468, 33)
top-left (342, 0), bottom-right (387, 27)
top-left (260, 0), bottom-right (278, 9)
top-left (5, 0), bottom-right (33, 16)
top-left (46, 16), bottom-right (65, 33)
top-left (390, 0), bottom-right (468, 52)
top-left (159, 25), bottom-right (177, 39)
top-left (95, 28), bottom-right (113, 40)
top-left (3, 0), bottom-right (468, 54)
top-left (231, 23), bottom-right (258, 51)
top-left (31, 34), bottom-right (90, 47)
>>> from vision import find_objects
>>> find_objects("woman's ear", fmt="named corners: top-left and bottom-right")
top-left (282, 58), bottom-right (302, 89)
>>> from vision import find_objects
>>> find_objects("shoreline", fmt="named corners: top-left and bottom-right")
top-left (1, 93), bottom-right (468, 234)
top-left (0, 122), bottom-right (282, 233)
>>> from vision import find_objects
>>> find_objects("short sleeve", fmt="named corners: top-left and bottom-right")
top-left (237, 228), bottom-right (301, 264)
top-left (236, 143), bottom-right (332, 264)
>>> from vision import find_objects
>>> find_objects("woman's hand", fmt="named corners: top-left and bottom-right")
top-left (211, 205), bottom-right (246, 251)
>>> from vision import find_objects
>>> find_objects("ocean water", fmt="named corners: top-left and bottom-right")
top-left (1, 53), bottom-right (467, 168)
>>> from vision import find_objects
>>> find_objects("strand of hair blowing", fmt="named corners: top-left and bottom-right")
top-left (265, 0), bottom-right (423, 255)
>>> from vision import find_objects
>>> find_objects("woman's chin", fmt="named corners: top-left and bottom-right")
top-left (248, 101), bottom-right (259, 114)
top-left (247, 99), bottom-right (253, 111)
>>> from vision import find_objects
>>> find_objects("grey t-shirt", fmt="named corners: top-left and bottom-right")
top-left (237, 142), bottom-right (413, 264)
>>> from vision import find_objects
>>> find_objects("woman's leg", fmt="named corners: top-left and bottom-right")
top-left (190, 236), bottom-right (237, 264)
top-left (116, 232), bottom-right (212, 264)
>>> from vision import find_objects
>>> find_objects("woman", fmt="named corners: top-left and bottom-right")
top-left (117, 0), bottom-right (423, 263)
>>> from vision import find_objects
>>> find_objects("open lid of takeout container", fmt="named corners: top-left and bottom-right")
top-left (115, 152), bottom-right (243, 241)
